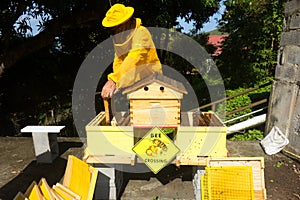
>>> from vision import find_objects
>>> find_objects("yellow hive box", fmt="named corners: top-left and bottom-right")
top-left (86, 111), bottom-right (134, 157)
top-left (85, 111), bottom-right (228, 165)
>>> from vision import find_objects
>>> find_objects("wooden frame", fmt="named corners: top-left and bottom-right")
top-left (24, 181), bottom-right (44, 200)
top-left (62, 155), bottom-right (98, 200)
top-left (13, 192), bottom-right (28, 200)
top-left (206, 157), bottom-right (266, 200)
top-left (38, 178), bottom-right (56, 200)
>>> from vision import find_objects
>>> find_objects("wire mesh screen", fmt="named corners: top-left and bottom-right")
top-left (201, 166), bottom-right (254, 200)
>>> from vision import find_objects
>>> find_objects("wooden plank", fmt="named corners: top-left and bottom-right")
top-left (13, 192), bottom-right (27, 200)
top-left (210, 112), bottom-right (225, 126)
top-left (197, 112), bottom-right (225, 127)
top-left (200, 113), bottom-right (211, 126)
top-left (87, 112), bottom-right (106, 126)
top-left (204, 112), bottom-right (215, 126)
top-left (53, 185), bottom-right (76, 200)
top-left (86, 154), bottom-right (209, 166)
top-left (24, 181), bottom-right (44, 200)
top-left (86, 154), bottom-right (136, 164)
top-left (130, 99), bottom-right (180, 125)
top-left (131, 99), bottom-right (180, 108)
top-left (192, 112), bottom-right (201, 126)
top-left (119, 115), bottom-right (131, 126)
top-left (176, 157), bottom-right (208, 166)
top-left (122, 73), bottom-right (187, 95)
top-left (113, 112), bottom-right (128, 125)
top-left (55, 183), bottom-right (80, 200)
top-left (49, 190), bottom-right (63, 200)
top-left (38, 178), bottom-right (55, 200)
top-left (103, 99), bottom-right (111, 125)
top-left (226, 99), bottom-right (268, 116)
top-left (198, 114), bottom-right (208, 126)
top-left (62, 156), bottom-right (73, 188)
top-left (204, 112), bottom-right (222, 126)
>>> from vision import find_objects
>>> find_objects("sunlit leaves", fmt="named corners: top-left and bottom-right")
top-left (217, 0), bottom-right (285, 88)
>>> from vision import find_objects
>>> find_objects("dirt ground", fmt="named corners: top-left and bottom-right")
top-left (262, 153), bottom-right (300, 200)
top-left (0, 137), bottom-right (299, 200)
top-left (227, 140), bottom-right (300, 200)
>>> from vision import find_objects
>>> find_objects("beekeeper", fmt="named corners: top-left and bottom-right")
top-left (101, 3), bottom-right (162, 98)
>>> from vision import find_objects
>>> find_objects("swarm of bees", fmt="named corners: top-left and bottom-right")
top-left (146, 139), bottom-right (168, 156)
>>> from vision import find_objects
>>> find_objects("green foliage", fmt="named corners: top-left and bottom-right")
top-left (224, 88), bottom-right (252, 123)
top-left (11, 90), bottom-right (76, 137)
top-left (216, 0), bottom-right (285, 89)
top-left (152, 196), bottom-right (159, 200)
top-left (162, 128), bottom-right (176, 135)
top-left (219, 79), bottom-right (272, 125)
top-left (228, 129), bottom-right (264, 141)
top-left (273, 160), bottom-right (284, 168)
top-left (0, 0), bottom-right (223, 136)
top-left (221, 79), bottom-right (272, 141)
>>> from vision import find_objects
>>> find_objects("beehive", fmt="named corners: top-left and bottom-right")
top-left (85, 73), bottom-right (228, 165)
top-left (122, 73), bottom-right (187, 126)
top-left (85, 111), bottom-right (228, 164)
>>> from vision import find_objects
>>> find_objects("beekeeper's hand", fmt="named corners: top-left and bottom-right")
top-left (101, 80), bottom-right (116, 99)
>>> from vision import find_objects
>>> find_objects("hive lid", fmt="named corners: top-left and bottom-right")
top-left (122, 72), bottom-right (188, 95)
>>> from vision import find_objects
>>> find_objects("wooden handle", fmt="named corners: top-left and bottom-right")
top-left (103, 99), bottom-right (111, 125)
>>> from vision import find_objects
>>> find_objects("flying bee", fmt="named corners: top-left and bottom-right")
top-left (153, 139), bottom-right (168, 151)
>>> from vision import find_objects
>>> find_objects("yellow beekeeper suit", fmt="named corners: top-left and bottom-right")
top-left (102, 4), bottom-right (162, 89)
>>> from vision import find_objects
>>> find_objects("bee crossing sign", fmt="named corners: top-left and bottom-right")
top-left (132, 126), bottom-right (180, 174)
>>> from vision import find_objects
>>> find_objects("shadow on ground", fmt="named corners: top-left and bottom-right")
top-left (0, 141), bottom-right (83, 200)
top-left (116, 165), bottom-right (196, 200)
top-left (1, 138), bottom-right (300, 200)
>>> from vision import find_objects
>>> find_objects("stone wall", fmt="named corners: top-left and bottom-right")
top-left (266, 0), bottom-right (300, 157)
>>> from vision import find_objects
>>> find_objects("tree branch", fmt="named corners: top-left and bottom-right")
top-left (0, 4), bottom-right (107, 77)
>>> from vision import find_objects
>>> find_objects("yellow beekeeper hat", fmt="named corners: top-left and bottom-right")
top-left (102, 4), bottom-right (134, 27)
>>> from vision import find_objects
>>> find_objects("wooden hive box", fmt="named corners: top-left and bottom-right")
top-left (122, 73), bottom-right (188, 126)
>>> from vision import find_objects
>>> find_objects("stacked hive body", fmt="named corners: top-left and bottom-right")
top-left (122, 73), bottom-right (187, 126)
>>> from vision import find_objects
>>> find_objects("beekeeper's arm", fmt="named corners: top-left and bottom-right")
top-left (101, 53), bottom-right (140, 98)
top-left (109, 27), bottom-right (153, 86)
top-left (101, 27), bottom-right (154, 98)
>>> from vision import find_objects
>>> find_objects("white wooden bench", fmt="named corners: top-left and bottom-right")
top-left (21, 126), bottom-right (65, 163)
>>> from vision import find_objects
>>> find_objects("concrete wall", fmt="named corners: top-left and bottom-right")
top-left (266, 0), bottom-right (300, 157)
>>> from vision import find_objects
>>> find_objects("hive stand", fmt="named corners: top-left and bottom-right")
top-left (21, 126), bottom-right (65, 163)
